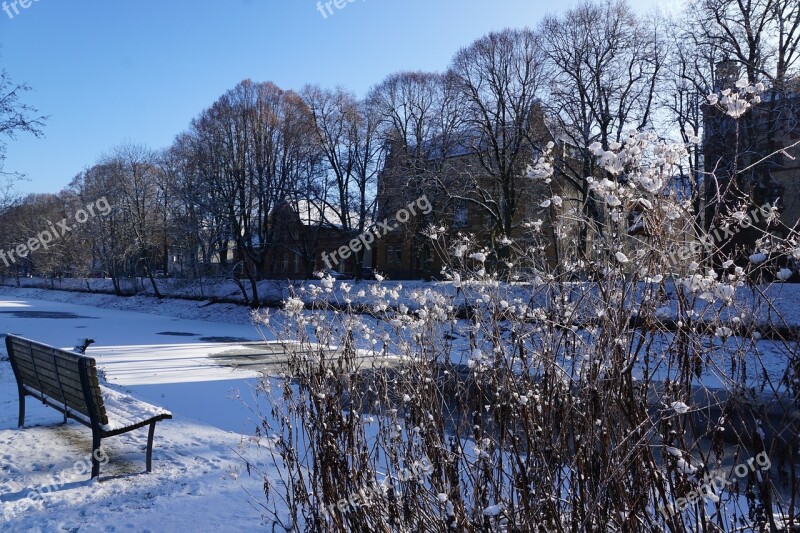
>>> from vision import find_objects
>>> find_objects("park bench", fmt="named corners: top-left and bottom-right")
top-left (5, 334), bottom-right (172, 479)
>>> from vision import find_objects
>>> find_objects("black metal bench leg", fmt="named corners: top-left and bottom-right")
top-left (17, 391), bottom-right (25, 428)
top-left (91, 431), bottom-right (102, 479)
top-left (146, 422), bottom-right (156, 473)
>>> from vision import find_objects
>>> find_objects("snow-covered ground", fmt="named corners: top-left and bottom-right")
top-left (0, 294), bottom-right (285, 531)
top-left (5, 275), bottom-right (800, 328)
top-left (1, 280), bottom-right (797, 530)
top-left (0, 276), bottom-right (294, 306)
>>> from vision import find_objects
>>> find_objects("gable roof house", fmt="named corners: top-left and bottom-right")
top-left (237, 200), bottom-right (364, 280)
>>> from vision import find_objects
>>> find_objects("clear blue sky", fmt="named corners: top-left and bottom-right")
top-left (0, 0), bottom-right (674, 195)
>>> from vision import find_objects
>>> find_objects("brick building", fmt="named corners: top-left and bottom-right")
top-left (374, 119), bottom-right (578, 280)
top-left (241, 200), bottom-right (363, 280)
top-left (703, 71), bottom-right (800, 267)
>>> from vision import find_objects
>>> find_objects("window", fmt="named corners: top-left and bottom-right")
top-left (419, 245), bottom-right (434, 267)
top-left (453, 202), bottom-right (469, 227)
top-left (281, 254), bottom-right (289, 273)
top-left (386, 244), bottom-right (403, 264)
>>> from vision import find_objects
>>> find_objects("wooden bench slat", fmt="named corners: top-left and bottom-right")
top-left (11, 354), bottom-right (38, 376)
top-left (15, 363), bottom-right (92, 407)
top-left (11, 342), bottom-right (79, 376)
top-left (31, 346), bottom-right (82, 374)
top-left (98, 385), bottom-right (172, 434)
top-left (27, 345), bottom-right (106, 424)
top-left (22, 384), bottom-right (93, 419)
top-left (14, 355), bottom-right (86, 392)
top-left (23, 376), bottom-right (88, 409)
top-left (18, 363), bottom-right (83, 396)
top-left (21, 386), bottom-right (91, 417)
top-left (53, 355), bottom-right (84, 376)
top-left (13, 340), bottom-right (86, 370)
top-left (14, 357), bottom-right (85, 392)
top-left (8, 338), bottom-right (31, 354)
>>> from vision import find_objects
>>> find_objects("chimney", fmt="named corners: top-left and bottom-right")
top-left (714, 58), bottom-right (741, 91)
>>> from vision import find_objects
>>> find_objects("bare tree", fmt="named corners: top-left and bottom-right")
top-left (692, 0), bottom-right (800, 269)
top-left (694, 0), bottom-right (800, 168)
top-left (697, 0), bottom-right (800, 87)
top-left (539, 0), bottom-right (665, 255)
top-left (70, 163), bottom-right (129, 295)
top-left (448, 28), bottom-right (549, 254)
top-left (187, 80), bottom-right (316, 305)
top-left (0, 67), bottom-right (46, 173)
top-left (0, 61), bottom-right (47, 212)
top-left (302, 85), bottom-right (382, 276)
top-left (658, 16), bottom-right (725, 257)
top-left (161, 135), bottom-right (223, 280)
top-left (369, 71), bottom-right (460, 211)
top-left (368, 71), bottom-right (461, 276)
top-left (99, 144), bottom-right (166, 297)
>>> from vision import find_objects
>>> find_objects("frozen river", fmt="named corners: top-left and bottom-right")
top-left (0, 295), bottom-right (272, 433)
top-left (0, 294), bottom-right (290, 528)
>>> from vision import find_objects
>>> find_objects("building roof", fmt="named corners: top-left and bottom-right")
top-left (277, 199), bottom-right (369, 230)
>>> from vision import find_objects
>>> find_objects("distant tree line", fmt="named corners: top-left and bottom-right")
top-left (0, 0), bottom-right (797, 305)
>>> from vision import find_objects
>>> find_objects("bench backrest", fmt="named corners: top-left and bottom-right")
top-left (5, 335), bottom-right (108, 426)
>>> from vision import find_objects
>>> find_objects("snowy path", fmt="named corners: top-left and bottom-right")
top-left (0, 295), bottom-right (285, 531)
